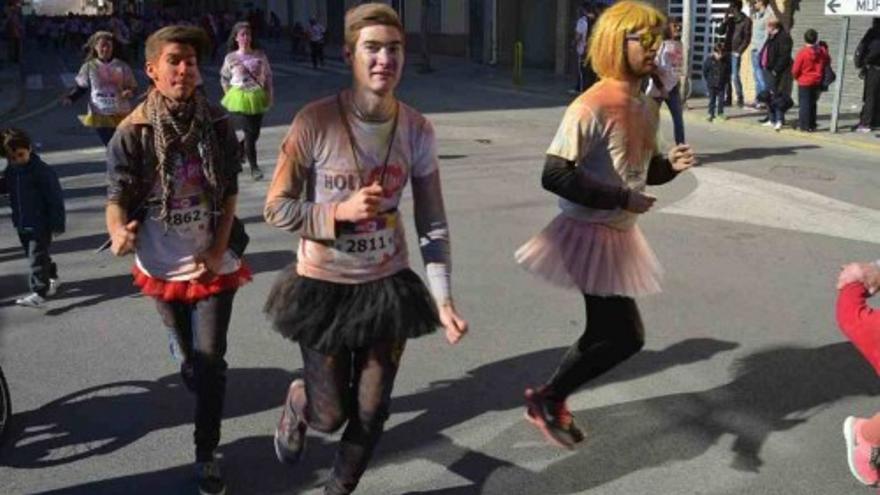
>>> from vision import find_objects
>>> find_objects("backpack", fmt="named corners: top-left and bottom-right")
top-left (821, 63), bottom-right (837, 92)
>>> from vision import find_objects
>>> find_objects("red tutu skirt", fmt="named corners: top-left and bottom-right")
top-left (515, 214), bottom-right (662, 298)
top-left (133, 264), bottom-right (253, 303)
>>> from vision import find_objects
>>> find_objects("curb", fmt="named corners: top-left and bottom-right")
top-left (679, 105), bottom-right (880, 154)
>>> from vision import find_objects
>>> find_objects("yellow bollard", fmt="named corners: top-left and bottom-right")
top-left (513, 41), bottom-right (523, 86)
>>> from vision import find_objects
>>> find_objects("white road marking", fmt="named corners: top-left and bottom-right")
top-left (661, 168), bottom-right (880, 244)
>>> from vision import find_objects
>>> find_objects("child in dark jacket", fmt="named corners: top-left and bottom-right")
top-left (0, 128), bottom-right (65, 307)
top-left (703, 42), bottom-right (731, 121)
top-left (792, 29), bottom-right (831, 132)
top-left (837, 260), bottom-right (880, 488)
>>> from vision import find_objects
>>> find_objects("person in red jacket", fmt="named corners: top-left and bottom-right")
top-left (837, 260), bottom-right (880, 488)
top-left (792, 29), bottom-right (830, 132)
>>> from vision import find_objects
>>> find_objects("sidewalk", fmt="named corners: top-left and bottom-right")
top-left (375, 47), bottom-right (880, 153)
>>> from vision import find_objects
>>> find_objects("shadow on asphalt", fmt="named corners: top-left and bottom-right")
top-left (22, 338), bottom-right (748, 494)
top-left (399, 342), bottom-right (878, 494)
top-left (1, 367), bottom-right (295, 473)
top-left (698, 144), bottom-right (821, 165)
top-left (0, 249), bottom-right (295, 314)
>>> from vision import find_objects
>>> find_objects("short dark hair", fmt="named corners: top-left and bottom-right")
top-left (730, 0), bottom-right (743, 10)
top-left (145, 25), bottom-right (210, 63)
top-left (0, 128), bottom-right (31, 157)
top-left (804, 29), bottom-right (818, 44)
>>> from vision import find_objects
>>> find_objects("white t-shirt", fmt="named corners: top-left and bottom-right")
top-left (135, 153), bottom-right (240, 281)
top-left (547, 80), bottom-right (659, 230)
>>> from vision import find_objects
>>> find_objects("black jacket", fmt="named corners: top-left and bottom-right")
top-left (703, 54), bottom-right (731, 91)
top-left (720, 12), bottom-right (752, 54)
top-left (855, 27), bottom-right (880, 69)
top-left (762, 29), bottom-right (793, 81)
top-left (0, 154), bottom-right (66, 234)
top-left (106, 100), bottom-right (240, 213)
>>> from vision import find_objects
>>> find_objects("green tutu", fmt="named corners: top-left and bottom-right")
top-left (221, 87), bottom-right (269, 115)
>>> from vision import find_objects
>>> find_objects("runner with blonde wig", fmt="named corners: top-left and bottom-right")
top-left (516, 0), bottom-right (697, 448)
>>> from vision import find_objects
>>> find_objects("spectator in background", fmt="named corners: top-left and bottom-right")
top-left (792, 29), bottom-right (830, 132)
top-left (647, 18), bottom-right (686, 143)
top-left (703, 42), bottom-right (730, 122)
top-left (760, 18), bottom-right (793, 131)
top-left (854, 18), bottom-right (880, 133)
top-left (3, 5), bottom-right (23, 64)
top-left (749, 0), bottom-right (770, 109)
top-left (308, 17), bottom-right (326, 69)
top-left (570, 4), bottom-right (593, 94)
top-left (718, 0), bottom-right (751, 107)
top-left (290, 21), bottom-right (306, 58)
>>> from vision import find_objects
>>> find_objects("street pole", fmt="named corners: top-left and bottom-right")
top-left (830, 15), bottom-right (850, 134)
top-left (680, 0), bottom-right (694, 100)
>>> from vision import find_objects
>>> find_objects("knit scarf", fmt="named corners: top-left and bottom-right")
top-left (145, 88), bottom-right (223, 225)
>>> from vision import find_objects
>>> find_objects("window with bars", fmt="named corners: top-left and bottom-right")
top-left (668, 0), bottom-right (731, 94)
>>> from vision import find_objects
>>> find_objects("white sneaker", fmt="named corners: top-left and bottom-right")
top-left (15, 293), bottom-right (45, 308)
top-left (761, 120), bottom-right (775, 127)
top-left (774, 122), bottom-right (783, 132)
top-left (47, 278), bottom-right (60, 297)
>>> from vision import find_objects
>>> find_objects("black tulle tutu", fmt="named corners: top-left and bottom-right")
top-left (264, 264), bottom-right (440, 353)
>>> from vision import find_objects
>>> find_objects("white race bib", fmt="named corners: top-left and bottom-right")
top-left (93, 91), bottom-right (120, 114)
top-left (333, 211), bottom-right (399, 266)
top-left (166, 194), bottom-right (212, 239)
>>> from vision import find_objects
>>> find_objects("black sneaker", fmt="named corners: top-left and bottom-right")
top-left (524, 386), bottom-right (585, 449)
top-left (274, 378), bottom-right (307, 464)
top-left (250, 166), bottom-right (264, 181)
top-left (196, 459), bottom-right (226, 495)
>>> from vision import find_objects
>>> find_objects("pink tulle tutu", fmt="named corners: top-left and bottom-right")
top-left (515, 214), bottom-right (662, 297)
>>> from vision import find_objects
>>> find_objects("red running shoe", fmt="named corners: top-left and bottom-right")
top-left (524, 386), bottom-right (585, 449)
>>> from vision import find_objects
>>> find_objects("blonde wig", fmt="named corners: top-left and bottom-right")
top-left (587, 1), bottom-right (666, 80)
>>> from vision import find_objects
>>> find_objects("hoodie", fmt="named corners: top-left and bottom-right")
top-left (792, 43), bottom-right (831, 87)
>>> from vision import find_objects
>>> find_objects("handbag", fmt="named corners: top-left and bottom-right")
top-left (821, 63), bottom-right (837, 92)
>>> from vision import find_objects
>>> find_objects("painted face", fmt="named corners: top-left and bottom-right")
top-left (6, 147), bottom-right (31, 165)
top-left (235, 27), bottom-right (252, 50)
top-left (347, 25), bottom-right (404, 95)
top-left (146, 42), bottom-right (200, 102)
top-left (625, 27), bottom-right (663, 78)
top-left (96, 37), bottom-right (113, 61)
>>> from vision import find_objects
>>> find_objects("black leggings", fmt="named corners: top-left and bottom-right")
top-left (545, 294), bottom-right (645, 402)
top-left (232, 112), bottom-right (263, 171)
top-left (155, 289), bottom-right (237, 461)
top-left (297, 340), bottom-right (405, 495)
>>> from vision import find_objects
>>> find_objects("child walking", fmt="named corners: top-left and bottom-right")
top-left (703, 42), bottom-right (731, 122)
top-left (0, 128), bottom-right (65, 307)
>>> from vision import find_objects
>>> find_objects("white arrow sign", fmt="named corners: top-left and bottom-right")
top-left (826, 0), bottom-right (880, 15)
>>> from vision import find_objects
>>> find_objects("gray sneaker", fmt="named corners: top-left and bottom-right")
top-left (15, 293), bottom-right (45, 308)
top-left (274, 378), bottom-right (307, 464)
